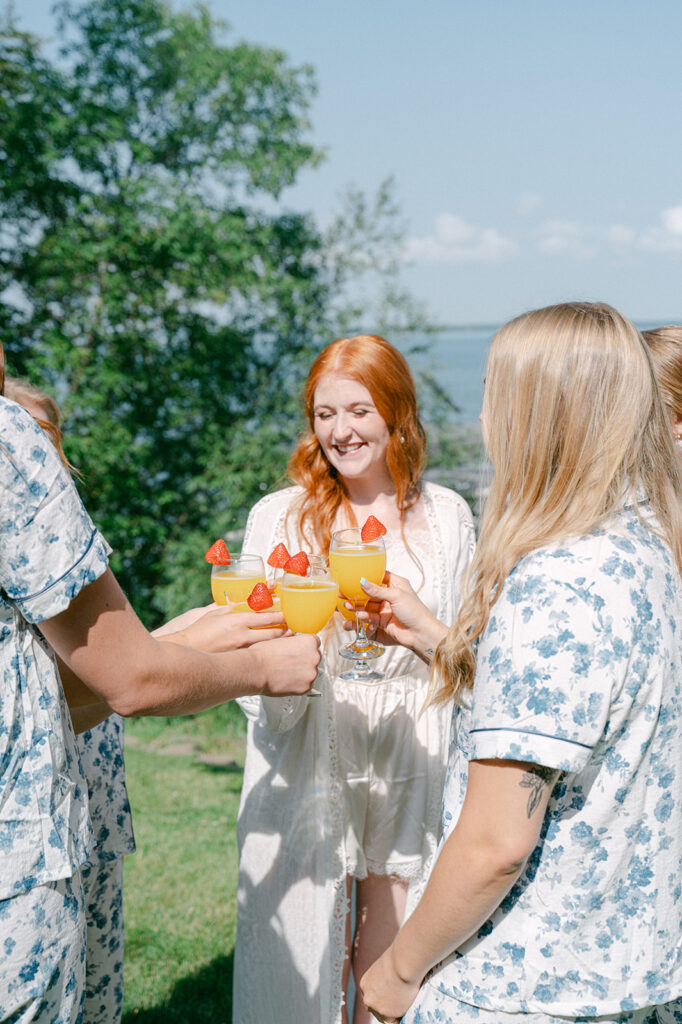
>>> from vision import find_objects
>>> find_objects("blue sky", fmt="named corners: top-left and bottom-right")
top-left (14, 0), bottom-right (682, 325)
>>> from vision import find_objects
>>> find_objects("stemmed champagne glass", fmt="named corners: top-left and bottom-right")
top-left (329, 528), bottom-right (386, 678)
top-left (280, 557), bottom-right (338, 697)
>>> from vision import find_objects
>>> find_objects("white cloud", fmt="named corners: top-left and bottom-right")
top-left (404, 213), bottom-right (515, 265)
top-left (639, 204), bottom-right (682, 252)
top-left (536, 220), bottom-right (594, 258)
top-left (603, 204), bottom-right (682, 253)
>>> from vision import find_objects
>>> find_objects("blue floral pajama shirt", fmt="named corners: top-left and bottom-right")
top-left (404, 508), bottom-right (682, 1023)
top-left (0, 399), bottom-right (110, 1022)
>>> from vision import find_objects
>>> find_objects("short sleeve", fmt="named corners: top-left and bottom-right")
top-left (469, 558), bottom-right (617, 773)
top-left (0, 401), bottom-right (111, 623)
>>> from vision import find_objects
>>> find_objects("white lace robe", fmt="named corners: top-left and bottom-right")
top-left (232, 482), bottom-right (475, 1023)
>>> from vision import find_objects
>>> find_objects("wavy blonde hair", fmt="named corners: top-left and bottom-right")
top-left (642, 325), bottom-right (682, 423)
top-left (287, 334), bottom-right (427, 553)
top-left (432, 301), bottom-right (682, 704)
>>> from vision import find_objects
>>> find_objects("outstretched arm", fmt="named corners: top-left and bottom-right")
top-left (61, 600), bottom-right (289, 731)
top-left (360, 759), bottom-right (559, 1022)
top-left (42, 568), bottom-right (319, 719)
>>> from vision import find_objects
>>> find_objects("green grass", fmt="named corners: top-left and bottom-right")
top-left (122, 708), bottom-right (246, 1023)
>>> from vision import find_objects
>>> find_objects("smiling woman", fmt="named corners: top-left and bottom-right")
top-left (231, 334), bottom-right (475, 1024)
top-left (312, 375), bottom-right (392, 487)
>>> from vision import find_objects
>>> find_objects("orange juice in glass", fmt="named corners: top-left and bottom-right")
top-left (280, 575), bottom-right (338, 635)
top-left (329, 528), bottom-right (386, 670)
top-left (211, 553), bottom-right (266, 608)
top-left (280, 558), bottom-right (335, 697)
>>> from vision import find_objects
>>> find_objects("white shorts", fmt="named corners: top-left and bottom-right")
top-left (334, 675), bottom-right (439, 879)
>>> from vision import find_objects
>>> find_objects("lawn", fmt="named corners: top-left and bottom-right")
top-left (121, 705), bottom-right (246, 1023)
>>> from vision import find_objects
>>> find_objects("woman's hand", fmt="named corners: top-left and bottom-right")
top-left (360, 944), bottom-right (421, 1023)
top-left (350, 572), bottom-right (449, 663)
top-left (153, 603), bottom-right (286, 652)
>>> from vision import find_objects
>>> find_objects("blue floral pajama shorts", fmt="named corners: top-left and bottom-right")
top-left (81, 857), bottom-right (124, 1024)
top-left (0, 874), bottom-right (85, 1023)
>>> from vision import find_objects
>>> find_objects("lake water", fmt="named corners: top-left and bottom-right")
top-left (395, 319), bottom-right (665, 427)
top-left (394, 325), bottom-right (496, 425)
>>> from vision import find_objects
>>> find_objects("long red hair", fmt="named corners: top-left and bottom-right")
top-left (287, 334), bottom-right (427, 552)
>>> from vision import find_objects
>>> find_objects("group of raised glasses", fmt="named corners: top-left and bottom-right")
top-left (1, 304), bottom-right (681, 1024)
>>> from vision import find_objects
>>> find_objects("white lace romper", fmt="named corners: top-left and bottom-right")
top-left (233, 481), bottom-right (475, 1024)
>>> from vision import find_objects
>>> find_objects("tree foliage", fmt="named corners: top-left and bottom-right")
top-left (0, 0), bottom-right (429, 624)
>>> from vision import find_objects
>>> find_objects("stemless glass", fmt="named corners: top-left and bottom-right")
top-left (329, 528), bottom-right (386, 673)
top-left (211, 553), bottom-right (266, 611)
top-left (280, 557), bottom-right (337, 697)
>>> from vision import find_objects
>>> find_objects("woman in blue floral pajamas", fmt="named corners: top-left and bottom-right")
top-left (0, 350), bottom-right (320, 1021)
top-left (5, 376), bottom-right (137, 1024)
top-left (356, 303), bottom-right (682, 1024)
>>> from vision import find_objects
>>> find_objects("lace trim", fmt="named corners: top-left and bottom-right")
top-left (324, 665), bottom-right (350, 1020)
top-left (421, 484), bottom-right (450, 632)
top-left (358, 858), bottom-right (426, 882)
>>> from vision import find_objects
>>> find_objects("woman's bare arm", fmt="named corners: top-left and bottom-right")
top-left (42, 569), bottom-right (319, 717)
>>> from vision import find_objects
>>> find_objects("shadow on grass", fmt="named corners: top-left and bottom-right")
top-left (197, 760), bottom-right (244, 774)
top-left (122, 952), bottom-right (233, 1024)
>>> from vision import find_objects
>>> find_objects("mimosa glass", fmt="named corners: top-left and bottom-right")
top-left (211, 553), bottom-right (266, 608)
top-left (329, 528), bottom-right (386, 671)
top-left (280, 558), bottom-right (337, 697)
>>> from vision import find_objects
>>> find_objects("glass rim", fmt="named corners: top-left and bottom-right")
top-left (210, 552), bottom-right (264, 571)
top-left (330, 527), bottom-right (385, 546)
top-left (280, 571), bottom-right (336, 588)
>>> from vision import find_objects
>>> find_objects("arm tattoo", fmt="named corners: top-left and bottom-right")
top-left (519, 764), bottom-right (557, 819)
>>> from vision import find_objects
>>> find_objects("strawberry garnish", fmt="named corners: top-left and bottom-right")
top-left (247, 582), bottom-right (274, 611)
top-left (205, 539), bottom-right (231, 565)
top-left (361, 515), bottom-right (387, 542)
top-left (267, 542), bottom-right (290, 569)
top-left (283, 550), bottom-right (310, 576)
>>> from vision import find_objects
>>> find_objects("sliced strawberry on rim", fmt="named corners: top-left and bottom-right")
top-left (247, 582), bottom-right (274, 611)
top-left (205, 539), bottom-right (231, 565)
top-left (361, 515), bottom-right (387, 542)
top-left (283, 550), bottom-right (310, 576)
top-left (267, 542), bottom-right (290, 569)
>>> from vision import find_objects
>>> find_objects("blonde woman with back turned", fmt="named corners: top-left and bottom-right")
top-left (357, 303), bottom-right (682, 1024)
top-left (643, 325), bottom-right (682, 463)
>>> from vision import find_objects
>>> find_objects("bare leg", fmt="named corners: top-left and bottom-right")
top-left (351, 872), bottom-right (409, 1024)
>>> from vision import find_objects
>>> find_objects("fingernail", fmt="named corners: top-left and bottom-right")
top-left (360, 577), bottom-right (369, 586)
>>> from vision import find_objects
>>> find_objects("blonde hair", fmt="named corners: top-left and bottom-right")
top-left (4, 376), bottom-right (80, 477)
top-left (642, 325), bottom-right (682, 423)
top-left (432, 301), bottom-right (682, 703)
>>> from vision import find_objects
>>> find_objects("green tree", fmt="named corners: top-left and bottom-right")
top-left (0, 0), bottom-right (444, 625)
top-left (0, 1), bottom-right (380, 620)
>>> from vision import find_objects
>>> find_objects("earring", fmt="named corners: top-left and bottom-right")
top-left (400, 434), bottom-right (405, 444)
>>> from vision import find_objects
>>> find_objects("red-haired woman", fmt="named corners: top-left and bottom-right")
top-left (233, 335), bottom-right (475, 1024)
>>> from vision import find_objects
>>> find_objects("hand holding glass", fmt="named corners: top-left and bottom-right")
top-left (329, 528), bottom-right (386, 673)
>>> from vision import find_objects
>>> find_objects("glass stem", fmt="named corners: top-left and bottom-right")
top-left (354, 606), bottom-right (371, 650)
